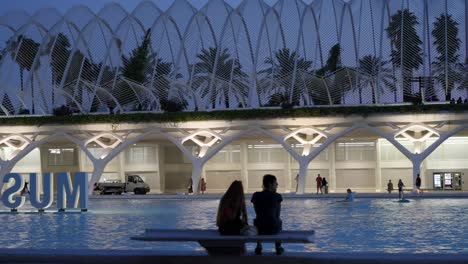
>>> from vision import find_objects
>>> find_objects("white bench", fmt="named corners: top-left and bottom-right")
top-left (131, 228), bottom-right (314, 255)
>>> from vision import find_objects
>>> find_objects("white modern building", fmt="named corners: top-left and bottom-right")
top-left (2, 111), bottom-right (467, 194)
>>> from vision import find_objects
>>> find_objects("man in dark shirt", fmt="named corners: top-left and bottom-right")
top-left (415, 174), bottom-right (422, 193)
top-left (251, 174), bottom-right (283, 255)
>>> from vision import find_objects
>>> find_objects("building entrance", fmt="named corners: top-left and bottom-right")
top-left (433, 172), bottom-right (462, 190)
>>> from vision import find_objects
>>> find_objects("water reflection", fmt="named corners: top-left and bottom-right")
top-left (0, 198), bottom-right (467, 253)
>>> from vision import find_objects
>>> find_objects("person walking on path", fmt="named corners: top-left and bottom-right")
top-left (398, 179), bottom-right (404, 199)
top-left (251, 174), bottom-right (284, 255)
top-left (415, 174), bottom-right (421, 193)
top-left (316, 174), bottom-right (323, 194)
top-left (321, 177), bottom-right (328, 194)
top-left (200, 178), bottom-right (207, 194)
top-left (387, 180), bottom-right (394, 194)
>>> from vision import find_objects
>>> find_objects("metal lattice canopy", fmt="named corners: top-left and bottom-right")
top-left (0, 0), bottom-right (467, 116)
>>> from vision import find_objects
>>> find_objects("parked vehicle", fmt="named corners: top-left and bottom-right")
top-left (96, 175), bottom-right (150, 195)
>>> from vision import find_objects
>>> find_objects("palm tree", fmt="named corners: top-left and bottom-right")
top-left (432, 14), bottom-right (461, 101)
top-left (149, 54), bottom-right (185, 111)
top-left (357, 55), bottom-right (396, 103)
top-left (8, 35), bottom-right (40, 113)
top-left (192, 47), bottom-right (247, 109)
top-left (262, 47), bottom-right (312, 106)
top-left (46, 33), bottom-right (93, 111)
top-left (119, 29), bottom-right (152, 108)
top-left (386, 9), bottom-right (423, 102)
top-left (314, 44), bottom-right (354, 105)
top-left (46, 33), bottom-right (72, 106)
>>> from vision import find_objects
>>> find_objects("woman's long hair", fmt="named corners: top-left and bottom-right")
top-left (216, 180), bottom-right (248, 226)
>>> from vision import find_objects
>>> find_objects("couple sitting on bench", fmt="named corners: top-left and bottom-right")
top-left (216, 174), bottom-right (284, 255)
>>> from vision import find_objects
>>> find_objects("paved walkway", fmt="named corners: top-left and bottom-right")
top-left (90, 191), bottom-right (468, 200)
top-left (0, 249), bottom-right (467, 264)
top-left (2, 192), bottom-right (466, 263)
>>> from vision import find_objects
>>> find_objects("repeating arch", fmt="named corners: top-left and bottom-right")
top-left (0, 0), bottom-right (466, 115)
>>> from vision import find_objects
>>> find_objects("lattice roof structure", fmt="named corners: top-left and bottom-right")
top-left (0, 0), bottom-right (467, 116)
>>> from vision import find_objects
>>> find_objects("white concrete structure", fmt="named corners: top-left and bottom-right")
top-left (1, 112), bottom-right (467, 195)
top-left (1, 0), bottom-right (468, 115)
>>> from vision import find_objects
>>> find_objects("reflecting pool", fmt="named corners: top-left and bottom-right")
top-left (0, 198), bottom-right (467, 254)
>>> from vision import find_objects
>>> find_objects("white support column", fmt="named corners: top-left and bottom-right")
top-left (0, 133), bottom-right (62, 185)
top-left (68, 131), bottom-right (154, 194)
top-left (412, 157), bottom-right (422, 193)
top-left (157, 145), bottom-right (166, 193)
top-left (240, 142), bottom-right (249, 192)
top-left (201, 165), bottom-right (207, 192)
top-left (329, 142), bottom-right (336, 192)
top-left (118, 151), bottom-right (126, 181)
top-left (296, 158), bottom-right (308, 194)
top-left (191, 160), bottom-right (204, 194)
top-left (78, 148), bottom-right (87, 173)
top-left (90, 163), bottom-right (105, 192)
top-left (411, 132), bottom-right (424, 193)
top-left (285, 150), bottom-right (292, 193)
top-left (420, 141), bottom-right (427, 189)
top-left (375, 139), bottom-right (382, 192)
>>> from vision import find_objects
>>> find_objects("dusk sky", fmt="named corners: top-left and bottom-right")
top-left (0, 0), bottom-right (287, 15)
top-left (0, 0), bottom-right (213, 14)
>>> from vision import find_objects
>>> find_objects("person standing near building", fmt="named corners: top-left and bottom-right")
top-left (21, 181), bottom-right (30, 196)
top-left (187, 178), bottom-right (193, 195)
top-left (387, 180), bottom-right (394, 194)
top-left (415, 174), bottom-right (421, 193)
top-left (295, 174), bottom-right (299, 193)
top-left (201, 178), bottom-right (207, 194)
top-left (398, 179), bottom-right (404, 199)
top-left (322, 177), bottom-right (328, 194)
top-left (251, 174), bottom-right (284, 255)
top-left (316, 174), bottom-right (323, 194)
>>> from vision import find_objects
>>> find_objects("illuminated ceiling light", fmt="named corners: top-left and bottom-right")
top-left (285, 127), bottom-right (328, 156)
top-left (284, 127), bottom-right (328, 145)
top-left (85, 132), bottom-right (124, 159)
top-left (182, 129), bottom-right (222, 158)
top-left (394, 124), bottom-right (440, 143)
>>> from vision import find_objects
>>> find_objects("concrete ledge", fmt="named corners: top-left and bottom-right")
top-left (0, 249), bottom-right (467, 264)
top-left (89, 192), bottom-right (468, 200)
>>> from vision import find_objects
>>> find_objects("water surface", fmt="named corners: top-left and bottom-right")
top-left (1, 198), bottom-right (466, 254)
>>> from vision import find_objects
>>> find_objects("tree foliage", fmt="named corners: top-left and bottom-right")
top-left (7, 35), bottom-right (40, 113)
top-left (122, 29), bottom-right (152, 83)
top-left (263, 47), bottom-right (312, 106)
top-left (358, 55), bottom-right (396, 103)
top-left (192, 47), bottom-right (247, 109)
top-left (118, 29), bottom-right (153, 108)
top-left (386, 9), bottom-right (423, 101)
top-left (432, 14), bottom-right (461, 100)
